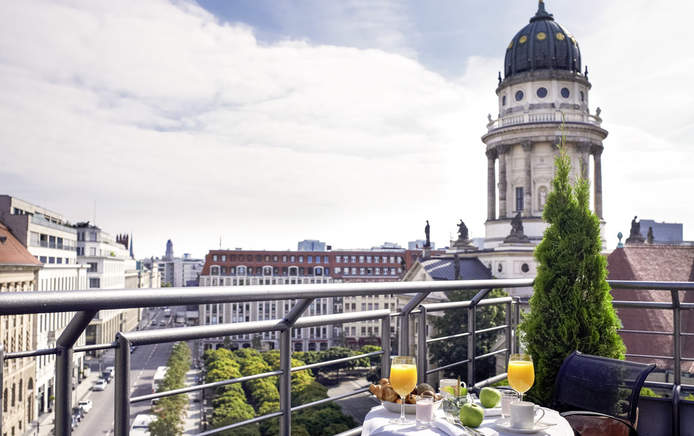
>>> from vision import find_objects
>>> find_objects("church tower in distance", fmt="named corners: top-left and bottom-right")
top-left (482, 0), bottom-right (607, 251)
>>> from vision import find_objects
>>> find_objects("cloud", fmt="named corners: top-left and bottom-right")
top-left (0, 0), bottom-right (497, 256)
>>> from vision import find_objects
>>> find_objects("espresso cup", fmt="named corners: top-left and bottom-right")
top-left (510, 401), bottom-right (545, 430)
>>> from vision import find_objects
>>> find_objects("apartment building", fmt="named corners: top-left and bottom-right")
top-left (0, 195), bottom-right (87, 417)
top-left (199, 243), bottom-right (443, 350)
top-left (0, 222), bottom-right (41, 436)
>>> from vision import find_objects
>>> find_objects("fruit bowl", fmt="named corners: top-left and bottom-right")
top-left (381, 399), bottom-right (442, 415)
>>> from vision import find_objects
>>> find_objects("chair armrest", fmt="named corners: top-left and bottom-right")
top-left (560, 411), bottom-right (637, 436)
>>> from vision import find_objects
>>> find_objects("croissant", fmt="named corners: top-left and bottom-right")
top-left (379, 378), bottom-right (390, 386)
top-left (405, 393), bottom-right (417, 404)
top-left (369, 384), bottom-right (383, 399)
top-left (381, 386), bottom-right (400, 403)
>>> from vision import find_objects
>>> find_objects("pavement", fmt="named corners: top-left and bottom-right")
top-left (183, 369), bottom-right (203, 435)
top-left (327, 375), bottom-right (379, 423)
top-left (33, 369), bottom-right (101, 436)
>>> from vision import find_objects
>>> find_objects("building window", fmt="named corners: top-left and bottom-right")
top-left (87, 263), bottom-right (97, 272)
top-left (515, 187), bottom-right (524, 211)
top-left (48, 257), bottom-right (55, 264)
top-left (307, 256), bottom-right (313, 263)
top-left (335, 256), bottom-right (341, 263)
top-left (89, 278), bottom-right (100, 288)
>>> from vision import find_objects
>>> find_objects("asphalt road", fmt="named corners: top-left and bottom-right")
top-left (73, 307), bottom-right (183, 436)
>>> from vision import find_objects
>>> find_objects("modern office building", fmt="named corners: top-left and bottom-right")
top-left (0, 195), bottom-right (88, 417)
top-left (0, 222), bottom-right (41, 434)
top-left (144, 240), bottom-right (203, 288)
top-left (74, 223), bottom-right (142, 352)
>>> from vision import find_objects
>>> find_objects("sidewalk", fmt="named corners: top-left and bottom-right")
top-left (34, 371), bottom-right (100, 436)
top-left (183, 369), bottom-right (203, 435)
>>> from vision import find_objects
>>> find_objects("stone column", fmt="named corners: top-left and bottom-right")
top-left (593, 147), bottom-right (603, 218)
top-left (497, 145), bottom-right (508, 218)
top-left (486, 150), bottom-right (497, 220)
top-left (522, 142), bottom-right (532, 217)
top-left (578, 143), bottom-right (591, 180)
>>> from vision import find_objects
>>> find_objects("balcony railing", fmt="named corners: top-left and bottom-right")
top-left (0, 279), bottom-right (692, 436)
top-left (486, 110), bottom-right (602, 131)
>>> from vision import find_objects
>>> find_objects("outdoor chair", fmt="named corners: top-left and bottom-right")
top-left (552, 351), bottom-right (656, 436)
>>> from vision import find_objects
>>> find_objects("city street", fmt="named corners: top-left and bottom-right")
top-left (38, 307), bottom-right (194, 436)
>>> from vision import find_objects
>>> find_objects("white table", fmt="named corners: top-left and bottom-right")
top-left (361, 405), bottom-right (574, 436)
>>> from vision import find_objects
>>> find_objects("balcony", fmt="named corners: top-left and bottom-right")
top-left (486, 111), bottom-right (602, 132)
top-left (0, 278), bottom-right (692, 436)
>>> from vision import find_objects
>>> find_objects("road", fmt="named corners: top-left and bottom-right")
top-left (72, 306), bottom-right (189, 436)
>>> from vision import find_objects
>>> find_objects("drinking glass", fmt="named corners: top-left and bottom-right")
top-left (390, 355), bottom-right (417, 425)
top-left (507, 353), bottom-right (534, 402)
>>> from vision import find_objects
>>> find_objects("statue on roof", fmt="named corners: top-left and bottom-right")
top-left (457, 219), bottom-right (469, 242)
top-left (625, 216), bottom-right (645, 244)
top-left (504, 212), bottom-right (530, 243)
top-left (424, 220), bottom-right (431, 248)
top-left (647, 226), bottom-right (654, 244)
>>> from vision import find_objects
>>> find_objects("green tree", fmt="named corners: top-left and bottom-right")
top-left (150, 342), bottom-right (192, 436)
top-left (428, 289), bottom-right (507, 383)
top-left (518, 145), bottom-right (625, 405)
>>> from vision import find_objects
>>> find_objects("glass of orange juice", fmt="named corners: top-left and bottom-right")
top-left (390, 355), bottom-right (417, 424)
top-left (507, 353), bottom-right (534, 401)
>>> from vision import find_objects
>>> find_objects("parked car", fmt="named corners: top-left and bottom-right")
top-left (78, 400), bottom-right (93, 413)
top-left (72, 406), bottom-right (84, 422)
top-left (159, 320), bottom-right (167, 326)
top-left (93, 379), bottom-right (107, 391)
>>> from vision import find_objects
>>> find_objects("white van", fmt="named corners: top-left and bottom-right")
top-left (130, 414), bottom-right (156, 436)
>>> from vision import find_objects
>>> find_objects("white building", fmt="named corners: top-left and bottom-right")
top-left (147, 240), bottom-right (203, 287)
top-left (0, 195), bottom-right (88, 418)
top-left (74, 223), bottom-right (142, 352)
top-left (477, 1), bottom-right (608, 295)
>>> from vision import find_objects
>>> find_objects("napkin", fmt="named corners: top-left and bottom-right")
top-left (432, 419), bottom-right (466, 436)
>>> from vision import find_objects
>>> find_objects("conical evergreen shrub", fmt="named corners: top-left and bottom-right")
top-left (518, 142), bottom-right (625, 405)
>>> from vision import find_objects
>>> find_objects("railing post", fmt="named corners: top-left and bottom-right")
top-left (671, 290), bottom-right (681, 386)
top-left (513, 297), bottom-right (521, 353)
top-left (380, 316), bottom-right (391, 379)
top-left (505, 300), bottom-right (513, 360)
top-left (278, 298), bottom-right (312, 436)
top-left (399, 292), bottom-right (430, 357)
top-left (279, 328), bottom-right (291, 436)
top-left (467, 305), bottom-right (476, 386)
top-left (417, 306), bottom-right (427, 383)
top-left (672, 384), bottom-right (680, 436)
top-left (114, 334), bottom-right (131, 436)
top-left (0, 343), bottom-right (4, 436)
top-left (55, 310), bottom-right (97, 436)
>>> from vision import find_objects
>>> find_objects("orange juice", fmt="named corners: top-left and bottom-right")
top-left (508, 360), bottom-right (534, 394)
top-left (390, 363), bottom-right (417, 397)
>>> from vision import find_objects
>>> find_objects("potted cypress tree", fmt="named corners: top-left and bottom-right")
top-left (518, 137), bottom-right (625, 405)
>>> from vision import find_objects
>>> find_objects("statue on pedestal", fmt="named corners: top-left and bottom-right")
top-left (625, 216), bottom-right (645, 244)
top-left (424, 220), bottom-right (430, 248)
top-left (504, 212), bottom-right (530, 243)
top-left (452, 219), bottom-right (476, 251)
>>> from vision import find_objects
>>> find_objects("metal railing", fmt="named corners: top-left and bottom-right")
top-left (486, 110), bottom-right (602, 131)
top-left (0, 278), bottom-right (692, 436)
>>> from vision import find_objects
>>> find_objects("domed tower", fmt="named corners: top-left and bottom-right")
top-left (482, 0), bottom-right (607, 250)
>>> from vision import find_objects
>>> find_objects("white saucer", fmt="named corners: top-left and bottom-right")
top-left (492, 417), bottom-right (557, 433)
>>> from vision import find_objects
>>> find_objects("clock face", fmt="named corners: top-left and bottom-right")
top-left (561, 87), bottom-right (570, 98)
top-left (515, 90), bottom-right (524, 101)
top-left (537, 87), bottom-right (548, 98)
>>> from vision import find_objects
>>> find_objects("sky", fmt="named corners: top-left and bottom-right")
top-left (1, 0), bottom-right (693, 259)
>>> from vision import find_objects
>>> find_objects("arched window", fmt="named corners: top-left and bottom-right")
top-left (210, 265), bottom-right (220, 275)
top-left (19, 380), bottom-right (22, 401)
top-left (11, 383), bottom-right (16, 407)
top-left (3, 388), bottom-right (7, 412)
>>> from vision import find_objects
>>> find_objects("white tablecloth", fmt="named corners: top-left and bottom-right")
top-left (361, 405), bottom-right (574, 436)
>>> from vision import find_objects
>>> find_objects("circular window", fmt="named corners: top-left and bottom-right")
top-left (536, 32), bottom-right (546, 41)
top-left (502, 95), bottom-right (507, 106)
top-left (580, 91), bottom-right (585, 102)
top-left (536, 87), bottom-right (548, 98)
top-left (521, 263), bottom-right (530, 273)
top-left (497, 263), bottom-right (503, 273)
top-left (515, 90), bottom-right (524, 101)
top-left (519, 35), bottom-right (528, 44)
top-left (561, 87), bottom-right (570, 98)
top-left (556, 33), bottom-right (565, 41)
